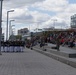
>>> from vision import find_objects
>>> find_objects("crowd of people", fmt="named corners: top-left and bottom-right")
top-left (25, 31), bottom-right (76, 51)
top-left (1, 41), bottom-right (25, 52)
top-left (46, 32), bottom-right (76, 48)
top-left (2, 31), bottom-right (75, 52)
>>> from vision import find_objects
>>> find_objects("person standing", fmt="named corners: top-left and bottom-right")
top-left (56, 33), bottom-right (62, 51)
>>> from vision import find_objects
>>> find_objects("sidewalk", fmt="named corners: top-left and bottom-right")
top-left (33, 43), bottom-right (76, 68)
top-left (0, 47), bottom-right (76, 75)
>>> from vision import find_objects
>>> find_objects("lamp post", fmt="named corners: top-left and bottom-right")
top-left (11, 25), bottom-right (15, 35)
top-left (6, 10), bottom-right (14, 41)
top-left (0, 0), bottom-right (3, 55)
top-left (51, 19), bottom-right (57, 29)
top-left (36, 21), bottom-right (45, 33)
top-left (9, 25), bottom-right (15, 41)
top-left (9, 20), bottom-right (15, 38)
top-left (36, 22), bottom-right (39, 33)
top-left (11, 27), bottom-right (15, 41)
top-left (12, 27), bottom-right (15, 35)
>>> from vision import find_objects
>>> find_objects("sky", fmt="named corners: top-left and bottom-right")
top-left (1, 0), bottom-right (76, 39)
top-left (69, 0), bottom-right (76, 4)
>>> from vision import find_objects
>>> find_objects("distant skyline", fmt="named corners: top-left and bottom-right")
top-left (1, 0), bottom-right (76, 39)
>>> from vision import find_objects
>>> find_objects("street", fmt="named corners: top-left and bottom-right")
top-left (0, 47), bottom-right (76, 75)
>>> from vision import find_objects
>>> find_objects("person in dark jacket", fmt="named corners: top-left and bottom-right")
top-left (51, 33), bottom-right (62, 51)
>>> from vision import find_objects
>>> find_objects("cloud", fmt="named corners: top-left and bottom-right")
top-left (12, 8), bottom-right (34, 22)
top-left (3, 0), bottom-right (45, 8)
top-left (32, 0), bottom-right (69, 12)
top-left (31, 0), bottom-right (76, 28)
top-left (8, 7), bottom-right (50, 24)
top-left (2, 0), bottom-right (76, 37)
top-left (39, 18), bottom-right (63, 28)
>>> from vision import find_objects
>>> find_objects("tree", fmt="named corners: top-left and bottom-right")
top-left (15, 35), bottom-right (22, 40)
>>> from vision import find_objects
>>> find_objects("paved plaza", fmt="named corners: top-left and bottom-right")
top-left (0, 47), bottom-right (76, 75)
top-left (34, 43), bottom-right (76, 67)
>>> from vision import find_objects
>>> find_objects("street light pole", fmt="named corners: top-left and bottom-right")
top-left (9, 20), bottom-right (15, 39)
top-left (12, 28), bottom-right (15, 35)
top-left (11, 27), bottom-right (15, 41)
top-left (6, 10), bottom-right (14, 41)
top-left (36, 22), bottom-right (39, 32)
top-left (0, 0), bottom-right (3, 55)
top-left (52, 19), bottom-right (57, 29)
top-left (11, 25), bottom-right (15, 35)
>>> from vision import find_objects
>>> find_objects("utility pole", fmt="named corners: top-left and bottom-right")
top-left (0, 0), bottom-right (3, 55)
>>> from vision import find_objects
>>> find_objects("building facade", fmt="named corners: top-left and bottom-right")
top-left (71, 14), bottom-right (76, 28)
top-left (18, 28), bottom-right (29, 36)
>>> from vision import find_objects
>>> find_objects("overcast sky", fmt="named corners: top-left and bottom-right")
top-left (1, 0), bottom-right (76, 37)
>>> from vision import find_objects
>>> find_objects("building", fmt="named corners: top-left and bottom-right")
top-left (18, 28), bottom-right (29, 36)
top-left (71, 14), bottom-right (76, 28)
top-left (18, 28), bottom-right (30, 40)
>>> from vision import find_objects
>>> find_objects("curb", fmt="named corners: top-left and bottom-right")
top-left (33, 47), bottom-right (76, 68)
